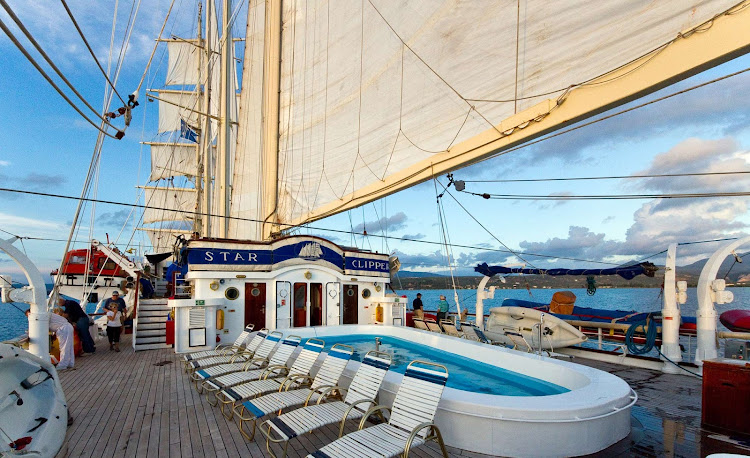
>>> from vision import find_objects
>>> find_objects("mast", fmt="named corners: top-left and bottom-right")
top-left (201, 0), bottom-right (214, 237)
top-left (261, 0), bottom-right (282, 241)
top-left (217, 0), bottom-right (233, 238)
top-left (194, 2), bottom-right (204, 236)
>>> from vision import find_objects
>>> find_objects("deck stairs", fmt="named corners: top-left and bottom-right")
top-left (133, 298), bottom-right (171, 351)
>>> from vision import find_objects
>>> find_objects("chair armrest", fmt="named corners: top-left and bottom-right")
top-left (304, 384), bottom-right (337, 404)
top-left (260, 364), bottom-right (288, 378)
top-left (316, 386), bottom-right (347, 404)
top-left (229, 350), bottom-right (254, 362)
top-left (358, 405), bottom-right (391, 430)
top-left (281, 374), bottom-right (313, 391)
top-left (405, 422), bottom-right (441, 455)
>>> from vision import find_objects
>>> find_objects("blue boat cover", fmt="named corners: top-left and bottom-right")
top-left (474, 262), bottom-right (656, 280)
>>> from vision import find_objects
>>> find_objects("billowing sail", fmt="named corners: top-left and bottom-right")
top-left (228, 0), bottom-right (748, 234)
top-left (146, 142), bottom-right (198, 181)
top-left (141, 186), bottom-right (197, 224)
top-left (138, 227), bottom-right (191, 254)
top-left (165, 40), bottom-right (200, 86)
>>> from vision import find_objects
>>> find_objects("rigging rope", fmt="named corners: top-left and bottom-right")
top-left (434, 178), bottom-right (461, 315)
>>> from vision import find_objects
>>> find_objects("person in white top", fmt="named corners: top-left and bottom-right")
top-left (106, 303), bottom-right (122, 352)
top-left (26, 309), bottom-right (75, 370)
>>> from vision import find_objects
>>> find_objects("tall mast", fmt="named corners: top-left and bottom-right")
top-left (261, 0), bottom-right (282, 241)
top-left (201, 0), bottom-right (214, 237)
top-left (217, 0), bottom-right (233, 238)
top-left (194, 2), bottom-right (204, 236)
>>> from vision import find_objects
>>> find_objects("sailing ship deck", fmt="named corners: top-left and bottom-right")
top-left (55, 334), bottom-right (750, 458)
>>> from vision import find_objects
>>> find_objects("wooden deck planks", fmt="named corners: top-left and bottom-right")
top-left (54, 335), bottom-right (750, 458)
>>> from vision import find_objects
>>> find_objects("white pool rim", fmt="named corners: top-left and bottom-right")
top-left (291, 324), bottom-right (635, 457)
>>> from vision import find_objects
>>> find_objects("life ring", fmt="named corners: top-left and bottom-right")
top-left (216, 309), bottom-right (224, 330)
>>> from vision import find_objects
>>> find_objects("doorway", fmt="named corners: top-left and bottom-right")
top-left (244, 283), bottom-right (266, 330)
top-left (310, 283), bottom-right (323, 326)
top-left (342, 284), bottom-right (358, 324)
top-left (293, 282), bottom-right (307, 327)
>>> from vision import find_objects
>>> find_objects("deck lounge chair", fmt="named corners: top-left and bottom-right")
top-left (190, 331), bottom-right (285, 391)
top-left (187, 329), bottom-right (269, 373)
top-left (306, 360), bottom-right (449, 458)
top-left (214, 339), bottom-right (328, 419)
top-left (260, 351), bottom-right (392, 458)
top-left (182, 325), bottom-right (255, 370)
top-left (201, 336), bottom-right (304, 405)
top-left (231, 344), bottom-right (355, 440)
top-left (424, 319), bottom-right (443, 334)
top-left (412, 318), bottom-right (429, 331)
top-left (460, 322), bottom-right (492, 344)
top-left (440, 320), bottom-right (462, 338)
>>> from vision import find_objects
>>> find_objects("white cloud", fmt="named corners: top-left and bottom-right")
top-left (0, 160), bottom-right (9, 166)
top-left (353, 212), bottom-right (408, 234)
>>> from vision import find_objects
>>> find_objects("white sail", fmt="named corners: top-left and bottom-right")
top-left (228, 0), bottom-right (265, 240)
top-left (165, 40), bottom-right (201, 86)
top-left (138, 227), bottom-right (191, 254)
top-left (225, 0), bottom-right (743, 231)
top-left (155, 89), bottom-right (201, 133)
top-left (141, 186), bottom-right (197, 224)
top-left (147, 142), bottom-right (198, 181)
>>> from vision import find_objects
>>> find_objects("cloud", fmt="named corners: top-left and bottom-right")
top-left (602, 216), bottom-right (615, 224)
top-left (0, 160), bottom-right (9, 166)
top-left (353, 212), bottom-right (408, 234)
top-left (536, 191), bottom-right (573, 209)
top-left (16, 173), bottom-right (67, 190)
top-left (401, 233), bottom-right (425, 240)
top-left (96, 209), bottom-right (135, 229)
top-left (0, 212), bottom-right (68, 239)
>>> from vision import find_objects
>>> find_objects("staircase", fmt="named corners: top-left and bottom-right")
top-left (133, 299), bottom-right (171, 351)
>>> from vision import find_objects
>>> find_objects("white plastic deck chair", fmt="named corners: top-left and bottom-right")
top-left (260, 351), bottom-right (393, 458)
top-left (187, 329), bottom-right (269, 373)
top-left (424, 319), bottom-right (443, 334)
top-left (214, 338), bottom-right (326, 419)
top-left (191, 331), bottom-right (284, 391)
top-left (182, 324), bottom-right (254, 370)
top-left (412, 318), bottom-right (429, 331)
top-left (233, 344), bottom-right (356, 441)
top-left (306, 360), bottom-right (449, 458)
top-left (460, 322), bottom-right (479, 341)
top-left (201, 335), bottom-right (303, 404)
top-left (440, 320), bottom-right (462, 338)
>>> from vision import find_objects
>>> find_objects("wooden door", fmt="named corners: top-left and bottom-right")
top-left (342, 284), bottom-right (358, 325)
top-left (293, 282), bottom-right (307, 327)
top-left (310, 283), bottom-right (323, 326)
top-left (244, 283), bottom-right (266, 330)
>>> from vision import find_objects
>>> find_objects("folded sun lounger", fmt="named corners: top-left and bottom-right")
top-left (187, 329), bottom-right (269, 373)
top-left (182, 324), bottom-right (255, 370)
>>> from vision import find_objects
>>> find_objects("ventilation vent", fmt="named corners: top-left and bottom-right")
top-left (189, 307), bottom-right (206, 328)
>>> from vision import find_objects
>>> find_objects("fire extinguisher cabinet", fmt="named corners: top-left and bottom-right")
top-left (165, 320), bottom-right (175, 346)
top-left (702, 358), bottom-right (750, 436)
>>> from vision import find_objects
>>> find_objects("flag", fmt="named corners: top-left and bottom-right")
top-left (180, 119), bottom-right (199, 143)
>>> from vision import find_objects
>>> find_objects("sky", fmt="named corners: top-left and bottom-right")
top-left (2, 1), bottom-right (750, 282)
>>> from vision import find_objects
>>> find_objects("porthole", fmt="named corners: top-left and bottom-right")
top-left (251, 287), bottom-right (261, 297)
top-left (361, 289), bottom-right (371, 299)
top-left (210, 281), bottom-right (220, 291)
top-left (225, 287), bottom-right (240, 300)
top-left (346, 288), bottom-right (355, 297)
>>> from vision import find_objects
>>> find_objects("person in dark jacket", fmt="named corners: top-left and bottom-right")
top-left (57, 297), bottom-right (95, 353)
top-left (412, 293), bottom-right (424, 319)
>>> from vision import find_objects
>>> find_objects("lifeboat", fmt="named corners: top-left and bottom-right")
top-left (720, 309), bottom-right (750, 332)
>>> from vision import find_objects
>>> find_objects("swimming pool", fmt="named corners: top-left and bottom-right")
top-left (320, 334), bottom-right (568, 396)
top-left (287, 324), bottom-right (635, 457)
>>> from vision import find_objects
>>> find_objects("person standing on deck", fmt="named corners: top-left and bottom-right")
top-left (105, 303), bottom-right (122, 352)
top-left (412, 293), bottom-right (424, 320)
top-left (26, 309), bottom-right (75, 370)
top-left (436, 295), bottom-right (449, 322)
top-left (58, 297), bottom-right (95, 354)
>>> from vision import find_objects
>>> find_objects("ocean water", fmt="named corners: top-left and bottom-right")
top-left (2, 287), bottom-right (749, 342)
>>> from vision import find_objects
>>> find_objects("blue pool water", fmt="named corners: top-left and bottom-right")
top-left (321, 334), bottom-right (569, 396)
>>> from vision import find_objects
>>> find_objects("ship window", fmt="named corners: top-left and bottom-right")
top-left (69, 255), bottom-right (86, 264)
top-left (251, 287), bottom-right (261, 297)
top-left (225, 287), bottom-right (240, 300)
top-left (96, 258), bottom-right (117, 270)
top-left (361, 289), bottom-right (371, 299)
top-left (346, 288), bottom-right (355, 297)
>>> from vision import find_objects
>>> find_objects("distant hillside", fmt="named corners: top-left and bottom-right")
top-left (396, 270), bottom-right (445, 278)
